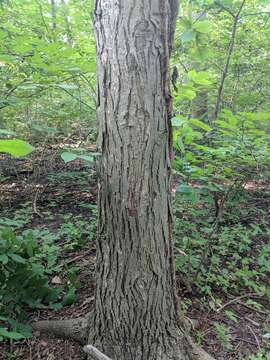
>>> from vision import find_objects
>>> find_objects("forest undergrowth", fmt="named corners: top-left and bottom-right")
top-left (0, 140), bottom-right (269, 360)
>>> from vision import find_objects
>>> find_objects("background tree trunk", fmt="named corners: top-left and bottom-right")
top-left (91, 1), bottom-right (195, 359)
top-left (191, 90), bottom-right (208, 120)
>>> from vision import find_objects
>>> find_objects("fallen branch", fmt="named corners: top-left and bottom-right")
top-left (33, 314), bottom-right (91, 344)
top-left (248, 325), bottom-right (260, 349)
top-left (245, 317), bottom-right (260, 327)
top-left (237, 301), bottom-right (268, 315)
top-left (235, 337), bottom-right (257, 346)
top-left (62, 248), bottom-right (94, 265)
top-left (83, 345), bottom-right (113, 360)
top-left (216, 293), bottom-right (258, 313)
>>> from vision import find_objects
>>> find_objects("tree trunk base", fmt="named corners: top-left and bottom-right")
top-left (87, 337), bottom-right (215, 360)
top-left (32, 314), bottom-right (215, 360)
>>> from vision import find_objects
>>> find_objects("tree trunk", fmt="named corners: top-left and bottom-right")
top-left (91, 1), bottom-right (194, 359)
top-left (191, 90), bottom-right (208, 120)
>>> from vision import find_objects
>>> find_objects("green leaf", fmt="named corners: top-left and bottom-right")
top-left (31, 263), bottom-right (45, 275)
top-left (193, 20), bottom-right (212, 34)
top-left (49, 302), bottom-right (63, 310)
top-left (0, 55), bottom-right (15, 63)
top-left (192, 47), bottom-right (211, 62)
top-left (0, 328), bottom-right (25, 340)
top-left (62, 287), bottom-right (76, 306)
top-left (188, 70), bottom-right (212, 86)
top-left (8, 253), bottom-right (26, 264)
top-left (180, 29), bottom-right (196, 42)
top-left (224, 310), bottom-right (238, 323)
top-left (78, 155), bottom-right (94, 162)
top-left (195, 74), bottom-right (212, 86)
top-left (61, 152), bottom-right (78, 163)
top-left (248, 112), bottom-right (270, 121)
top-left (0, 254), bottom-right (9, 264)
top-left (0, 140), bottom-right (34, 157)
top-left (215, 119), bottom-right (236, 130)
top-left (181, 88), bottom-right (197, 100)
top-left (189, 118), bottom-right (212, 132)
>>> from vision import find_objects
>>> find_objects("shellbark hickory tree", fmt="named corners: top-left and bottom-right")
top-left (34, 1), bottom-right (214, 359)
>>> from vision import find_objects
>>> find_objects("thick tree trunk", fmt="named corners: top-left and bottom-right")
top-left (33, 3), bottom-right (214, 359)
top-left (91, 1), bottom-right (195, 359)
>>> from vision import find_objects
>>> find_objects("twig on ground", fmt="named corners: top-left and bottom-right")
top-left (245, 317), bottom-right (260, 327)
top-left (235, 337), bottom-right (257, 346)
top-left (33, 188), bottom-right (43, 218)
top-left (237, 301), bottom-right (268, 316)
top-left (217, 293), bottom-right (258, 312)
top-left (62, 248), bottom-right (93, 265)
top-left (248, 325), bottom-right (260, 349)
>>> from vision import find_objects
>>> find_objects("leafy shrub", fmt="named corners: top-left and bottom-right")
top-left (172, 110), bottom-right (270, 219)
top-left (0, 228), bottom-right (61, 340)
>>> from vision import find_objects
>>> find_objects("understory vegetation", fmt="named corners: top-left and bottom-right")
top-left (0, 0), bottom-right (270, 359)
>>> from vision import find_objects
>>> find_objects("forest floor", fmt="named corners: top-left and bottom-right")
top-left (0, 144), bottom-right (269, 360)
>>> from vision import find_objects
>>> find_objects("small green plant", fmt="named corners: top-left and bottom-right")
top-left (60, 217), bottom-right (87, 249)
top-left (0, 205), bottom-right (33, 230)
top-left (47, 170), bottom-right (90, 188)
top-left (248, 351), bottom-right (270, 360)
top-left (195, 330), bottom-right (205, 345)
top-left (173, 192), bottom-right (270, 299)
top-left (213, 322), bottom-right (232, 351)
top-left (60, 212), bottom-right (96, 250)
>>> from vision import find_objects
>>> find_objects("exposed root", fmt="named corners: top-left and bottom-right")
top-left (32, 312), bottom-right (93, 344)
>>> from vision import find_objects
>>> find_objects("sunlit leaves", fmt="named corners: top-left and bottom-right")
top-left (0, 0), bottom-right (96, 132)
top-left (180, 87), bottom-right (197, 100)
top-left (189, 118), bottom-right (212, 132)
top-left (188, 70), bottom-right (213, 86)
top-left (193, 20), bottom-right (212, 34)
top-left (0, 139), bottom-right (34, 157)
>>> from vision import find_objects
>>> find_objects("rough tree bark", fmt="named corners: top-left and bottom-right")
top-left (90, 0), bottom-right (201, 359)
top-left (34, 2), bottom-right (215, 359)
